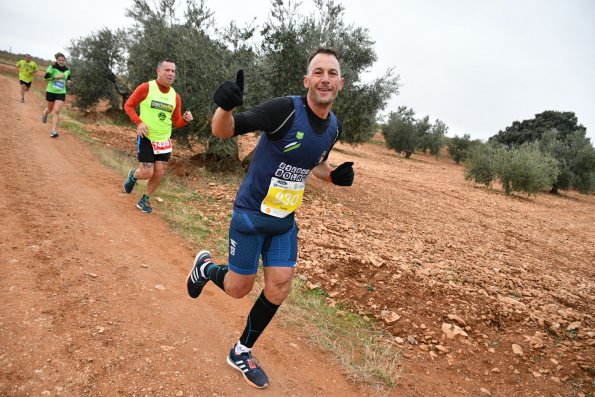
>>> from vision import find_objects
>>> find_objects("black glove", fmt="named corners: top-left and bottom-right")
top-left (213, 69), bottom-right (244, 111)
top-left (329, 162), bottom-right (354, 186)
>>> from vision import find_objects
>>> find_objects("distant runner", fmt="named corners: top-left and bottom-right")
top-left (187, 47), bottom-right (355, 389)
top-left (42, 52), bottom-right (71, 138)
top-left (15, 54), bottom-right (38, 103)
top-left (122, 59), bottom-right (193, 214)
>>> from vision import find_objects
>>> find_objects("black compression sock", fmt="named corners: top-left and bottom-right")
top-left (204, 262), bottom-right (228, 291)
top-left (240, 291), bottom-right (281, 348)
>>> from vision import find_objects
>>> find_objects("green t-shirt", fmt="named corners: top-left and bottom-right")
top-left (16, 60), bottom-right (39, 83)
top-left (45, 65), bottom-right (71, 94)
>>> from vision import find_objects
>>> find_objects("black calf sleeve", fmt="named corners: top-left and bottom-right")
top-left (240, 291), bottom-right (280, 348)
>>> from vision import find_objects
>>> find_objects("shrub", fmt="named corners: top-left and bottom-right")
top-left (464, 143), bottom-right (498, 187)
top-left (493, 143), bottom-right (559, 195)
top-left (447, 134), bottom-right (472, 164)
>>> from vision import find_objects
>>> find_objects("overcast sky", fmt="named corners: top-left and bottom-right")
top-left (2, 0), bottom-right (593, 142)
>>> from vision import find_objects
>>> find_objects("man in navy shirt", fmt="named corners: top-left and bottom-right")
top-left (187, 48), bottom-right (354, 389)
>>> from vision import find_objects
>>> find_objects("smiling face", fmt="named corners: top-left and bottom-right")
top-left (156, 61), bottom-right (176, 87)
top-left (303, 52), bottom-right (344, 112)
top-left (56, 56), bottom-right (66, 67)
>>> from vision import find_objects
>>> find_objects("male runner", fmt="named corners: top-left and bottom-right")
top-left (187, 48), bottom-right (355, 388)
top-left (16, 54), bottom-right (38, 103)
top-left (122, 59), bottom-right (193, 213)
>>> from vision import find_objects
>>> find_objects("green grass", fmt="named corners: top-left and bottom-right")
top-left (55, 116), bottom-right (403, 390)
top-left (281, 280), bottom-right (402, 388)
top-left (60, 119), bottom-right (93, 139)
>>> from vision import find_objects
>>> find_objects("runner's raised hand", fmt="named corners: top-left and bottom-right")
top-left (213, 69), bottom-right (244, 111)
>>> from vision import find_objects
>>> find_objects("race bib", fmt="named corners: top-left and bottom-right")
top-left (151, 138), bottom-right (173, 154)
top-left (53, 80), bottom-right (65, 90)
top-left (261, 177), bottom-right (305, 218)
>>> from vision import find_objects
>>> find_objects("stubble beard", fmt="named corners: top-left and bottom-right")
top-left (311, 89), bottom-right (336, 107)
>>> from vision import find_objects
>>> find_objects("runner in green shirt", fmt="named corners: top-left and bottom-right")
top-left (42, 52), bottom-right (71, 138)
top-left (15, 54), bottom-right (38, 103)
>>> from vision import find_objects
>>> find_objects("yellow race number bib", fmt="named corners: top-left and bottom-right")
top-left (261, 177), bottom-right (305, 218)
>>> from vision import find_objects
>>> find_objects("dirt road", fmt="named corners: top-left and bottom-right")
top-left (0, 76), bottom-right (369, 396)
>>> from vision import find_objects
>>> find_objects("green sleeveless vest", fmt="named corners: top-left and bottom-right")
top-left (139, 80), bottom-right (177, 142)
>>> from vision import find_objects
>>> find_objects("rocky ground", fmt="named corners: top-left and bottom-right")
top-left (83, 109), bottom-right (594, 397)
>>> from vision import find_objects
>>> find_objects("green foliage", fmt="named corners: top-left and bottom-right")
top-left (383, 106), bottom-right (419, 158)
top-left (447, 134), bottom-right (473, 164)
top-left (415, 115), bottom-right (432, 154)
top-left (572, 143), bottom-right (595, 193)
top-left (490, 110), bottom-right (586, 147)
top-left (493, 143), bottom-right (559, 195)
top-left (68, 28), bottom-right (129, 111)
top-left (259, 0), bottom-right (399, 144)
top-left (464, 143), bottom-right (499, 187)
top-left (538, 129), bottom-right (595, 194)
top-left (124, 0), bottom-right (249, 168)
top-left (490, 110), bottom-right (594, 194)
top-left (428, 119), bottom-right (448, 158)
top-left (66, 0), bottom-right (400, 167)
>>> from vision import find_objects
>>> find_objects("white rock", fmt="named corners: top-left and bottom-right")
top-left (442, 323), bottom-right (469, 339)
top-left (512, 344), bottom-right (523, 356)
top-left (566, 321), bottom-right (581, 331)
top-left (381, 311), bottom-right (400, 325)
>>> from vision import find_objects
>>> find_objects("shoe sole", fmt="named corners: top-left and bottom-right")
top-left (186, 250), bottom-right (211, 298)
top-left (226, 355), bottom-right (268, 389)
top-left (136, 203), bottom-right (152, 213)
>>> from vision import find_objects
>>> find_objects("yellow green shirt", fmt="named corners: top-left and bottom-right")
top-left (139, 80), bottom-right (177, 142)
top-left (16, 60), bottom-right (39, 83)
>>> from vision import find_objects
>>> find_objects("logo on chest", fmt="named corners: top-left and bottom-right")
top-left (283, 131), bottom-right (305, 153)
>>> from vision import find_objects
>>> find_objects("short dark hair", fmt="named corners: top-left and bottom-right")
top-left (157, 58), bottom-right (175, 68)
top-left (307, 47), bottom-right (340, 71)
top-left (55, 52), bottom-right (65, 60)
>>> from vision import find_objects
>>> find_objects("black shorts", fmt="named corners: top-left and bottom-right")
top-left (20, 80), bottom-right (32, 88)
top-left (137, 136), bottom-right (171, 163)
top-left (46, 92), bottom-right (66, 102)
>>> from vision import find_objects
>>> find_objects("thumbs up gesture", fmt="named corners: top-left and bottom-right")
top-left (213, 69), bottom-right (244, 111)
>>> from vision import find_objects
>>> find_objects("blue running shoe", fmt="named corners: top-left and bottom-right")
top-left (42, 112), bottom-right (48, 124)
top-left (123, 169), bottom-right (137, 193)
top-left (136, 196), bottom-right (152, 213)
top-left (187, 250), bottom-right (212, 298)
top-left (227, 348), bottom-right (269, 389)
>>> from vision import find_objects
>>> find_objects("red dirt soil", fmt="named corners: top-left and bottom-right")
top-left (0, 69), bottom-right (593, 397)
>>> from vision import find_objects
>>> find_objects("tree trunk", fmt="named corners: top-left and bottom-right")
top-left (550, 184), bottom-right (559, 194)
top-left (203, 136), bottom-right (242, 172)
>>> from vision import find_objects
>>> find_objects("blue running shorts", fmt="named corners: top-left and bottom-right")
top-left (227, 210), bottom-right (298, 275)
